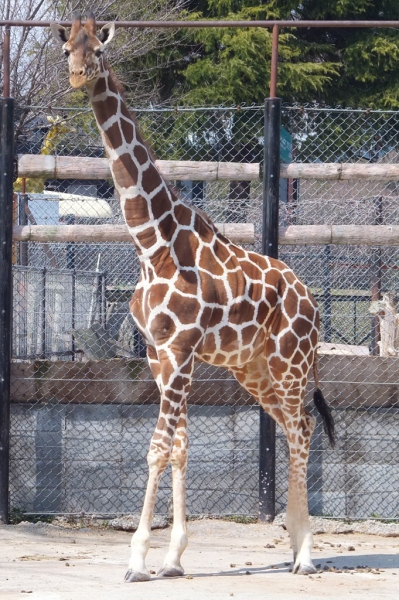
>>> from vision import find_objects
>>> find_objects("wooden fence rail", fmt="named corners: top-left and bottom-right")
top-left (12, 223), bottom-right (399, 246)
top-left (11, 356), bottom-right (399, 408)
top-left (13, 223), bottom-right (255, 245)
top-left (18, 154), bottom-right (399, 181)
top-left (18, 155), bottom-right (261, 182)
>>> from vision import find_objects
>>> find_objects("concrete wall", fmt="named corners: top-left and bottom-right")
top-left (10, 404), bottom-right (262, 516)
top-left (9, 401), bottom-right (399, 519)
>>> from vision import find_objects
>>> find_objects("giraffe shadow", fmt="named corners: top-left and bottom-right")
top-left (150, 553), bottom-right (399, 580)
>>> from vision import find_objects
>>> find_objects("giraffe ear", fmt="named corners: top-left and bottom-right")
top-left (50, 23), bottom-right (69, 45)
top-left (99, 22), bottom-right (115, 46)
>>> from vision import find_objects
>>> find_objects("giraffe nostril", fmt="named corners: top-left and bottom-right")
top-left (71, 68), bottom-right (85, 77)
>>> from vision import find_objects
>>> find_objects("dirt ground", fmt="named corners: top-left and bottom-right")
top-left (1, 518), bottom-right (398, 600)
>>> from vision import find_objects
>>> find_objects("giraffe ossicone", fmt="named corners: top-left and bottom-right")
top-left (50, 12), bottom-right (336, 582)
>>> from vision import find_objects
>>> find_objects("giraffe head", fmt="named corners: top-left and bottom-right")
top-left (50, 12), bottom-right (115, 89)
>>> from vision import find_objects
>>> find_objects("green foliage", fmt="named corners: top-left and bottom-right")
top-left (134, 1), bottom-right (399, 109)
top-left (177, 2), bottom-right (341, 105)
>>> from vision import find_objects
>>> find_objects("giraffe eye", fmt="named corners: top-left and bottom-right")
top-left (63, 49), bottom-right (70, 57)
top-left (95, 49), bottom-right (103, 58)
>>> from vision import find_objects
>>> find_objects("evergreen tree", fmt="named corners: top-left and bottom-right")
top-left (149, 1), bottom-right (399, 108)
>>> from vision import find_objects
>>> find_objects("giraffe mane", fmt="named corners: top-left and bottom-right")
top-left (105, 60), bottom-right (127, 99)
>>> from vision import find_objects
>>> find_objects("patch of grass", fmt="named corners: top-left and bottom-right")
top-left (9, 508), bottom-right (54, 525)
top-left (220, 515), bottom-right (258, 524)
top-left (186, 514), bottom-right (258, 524)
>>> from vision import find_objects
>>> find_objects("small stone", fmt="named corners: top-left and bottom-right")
top-left (265, 544), bottom-right (275, 548)
top-left (230, 563), bottom-right (236, 568)
top-left (65, 562), bottom-right (70, 567)
top-left (150, 570), bottom-right (156, 575)
top-left (185, 575), bottom-right (193, 580)
top-left (348, 546), bottom-right (356, 551)
top-left (245, 562), bottom-right (252, 566)
top-left (59, 557), bottom-right (67, 561)
top-left (245, 571), bottom-right (251, 575)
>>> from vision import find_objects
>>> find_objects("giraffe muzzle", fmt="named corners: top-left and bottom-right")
top-left (69, 68), bottom-right (88, 89)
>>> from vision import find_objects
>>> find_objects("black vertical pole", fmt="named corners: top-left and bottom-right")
top-left (0, 97), bottom-right (15, 524)
top-left (259, 97), bottom-right (281, 522)
top-left (71, 270), bottom-right (76, 360)
top-left (18, 193), bottom-right (28, 266)
top-left (41, 268), bottom-right (46, 359)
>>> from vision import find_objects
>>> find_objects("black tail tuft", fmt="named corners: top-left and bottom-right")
top-left (313, 388), bottom-right (336, 448)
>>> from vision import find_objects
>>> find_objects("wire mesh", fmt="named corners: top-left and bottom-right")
top-left (10, 104), bottom-right (399, 520)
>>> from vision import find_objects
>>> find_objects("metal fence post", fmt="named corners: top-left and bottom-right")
top-left (259, 97), bottom-right (281, 522)
top-left (0, 97), bottom-right (15, 524)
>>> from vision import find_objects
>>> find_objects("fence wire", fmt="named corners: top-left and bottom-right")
top-left (10, 104), bottom-right (399, 520)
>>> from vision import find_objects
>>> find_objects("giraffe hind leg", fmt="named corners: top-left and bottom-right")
top-left (271, 377), bottom-right (317, 575)
top-left (230, 353), bottom-right (317, 575)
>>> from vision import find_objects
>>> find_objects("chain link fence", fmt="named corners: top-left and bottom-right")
top-left (10, 104), bottom-right (399, 520)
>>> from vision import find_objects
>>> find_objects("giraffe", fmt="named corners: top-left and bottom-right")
top-left (50, 13), bottom-right (336, 582)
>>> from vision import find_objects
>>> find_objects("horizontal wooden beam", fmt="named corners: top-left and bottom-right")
top-left (18, 155), bottom-right (261, 182)
top-left (12, 223), bottom-right (399, 246)
top-left (280, 162), bottom-right (399, 180)
top-left (280, 224), bottom-right (399, 246)
top-left (10, 356), bottom-right (399, 409)
top-left (18, 154), bottom-right (399, 182)
top-left (12, 222), bottom-right (255, 245)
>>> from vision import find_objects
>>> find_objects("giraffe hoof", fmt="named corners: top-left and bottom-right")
top-left (124, 569), bottom-right (151, 582)
top-left (293, 563), bottom-right (317, 575)
top-left (157, 565), bottom-right (184, 578)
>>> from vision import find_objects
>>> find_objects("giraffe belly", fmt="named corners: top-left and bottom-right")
top-left (197, 326), bottom-right (265, 368)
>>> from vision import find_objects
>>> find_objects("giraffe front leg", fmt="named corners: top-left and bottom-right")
top-left (125, 348), bottom-right (193, 582)
top-left (158, 410), bottom-right (188, 577)
top-left (125, 445), bottom-right (169, 582)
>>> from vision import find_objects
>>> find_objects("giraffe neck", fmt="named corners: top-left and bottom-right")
top-left (87, 63), bottom-right (177, 261)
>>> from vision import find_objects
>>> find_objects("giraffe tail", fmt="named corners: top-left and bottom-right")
top-left (312, 353), bottom-right (336, 448)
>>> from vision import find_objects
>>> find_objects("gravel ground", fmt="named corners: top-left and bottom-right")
top-left (1, 517), bottom-right (398, 600)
